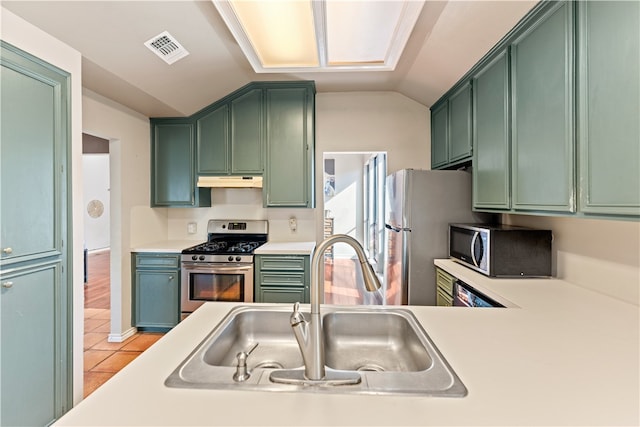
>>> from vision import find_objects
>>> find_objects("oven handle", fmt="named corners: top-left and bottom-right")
top-left (182, 263), bottom-right (253, 273)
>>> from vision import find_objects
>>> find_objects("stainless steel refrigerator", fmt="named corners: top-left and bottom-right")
top-left (383, 169), bottom-right (491, 305)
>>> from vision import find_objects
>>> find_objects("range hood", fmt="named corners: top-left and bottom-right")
top-left (197, 176), bottom-right (263, 188)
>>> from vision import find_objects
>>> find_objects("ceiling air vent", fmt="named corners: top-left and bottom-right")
top-left (144, 31), bottom-right (189, 65)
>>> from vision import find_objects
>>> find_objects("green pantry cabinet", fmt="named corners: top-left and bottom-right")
top-left (151, 81), bottom-right (315, 208)
top-left (0, 42), bottom-right (72, 425)
top-left (467, 0), bottom-right (639, 218)
top-left (255, 255), bottom-right (310, 303)
top-left (131, 253), bottom-right (181, 330)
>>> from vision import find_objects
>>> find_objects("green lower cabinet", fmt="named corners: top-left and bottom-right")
top-left (132, 253), bottom-right (181, 330)
top-left (1, 261), bottom-right (66, 427)
top-left (254, 254), bottom-right (310, 303)
top-left (577, 0), bottom-right (640, 216)
top-left (435, 267), bottom-right (455, 307)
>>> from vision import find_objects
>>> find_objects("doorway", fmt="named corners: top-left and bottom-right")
top-left (322, 152), bottom-right (386, 305)
top-left (82, 133), bottom-right (111, 310)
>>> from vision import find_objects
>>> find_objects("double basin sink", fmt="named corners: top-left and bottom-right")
top-left (165, 305), bottom-right (467, 396)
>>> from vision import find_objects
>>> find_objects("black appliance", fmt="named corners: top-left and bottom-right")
top-left (449, 223), bottom-right (552, 277)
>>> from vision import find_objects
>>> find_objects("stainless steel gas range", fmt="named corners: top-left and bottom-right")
top-left (180, 219), bottom-right (268, 313)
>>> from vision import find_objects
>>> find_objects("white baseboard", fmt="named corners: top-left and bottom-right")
top-left (108, 327), bottom-right (137, 343)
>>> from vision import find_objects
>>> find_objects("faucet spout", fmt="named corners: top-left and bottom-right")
top-left (271, 234), bottom-right (382, 385)
top-left (304, 234), bottom-right (382, 381)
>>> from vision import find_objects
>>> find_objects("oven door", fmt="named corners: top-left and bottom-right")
top-left (181, 262), bottom-right (254, 312)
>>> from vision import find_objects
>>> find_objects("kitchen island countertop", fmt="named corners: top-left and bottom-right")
top-left (56, 260), bottom-right (638, 426)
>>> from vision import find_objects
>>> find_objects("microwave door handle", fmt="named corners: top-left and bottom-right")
top-left (470, 232), bottom-right (480, 267)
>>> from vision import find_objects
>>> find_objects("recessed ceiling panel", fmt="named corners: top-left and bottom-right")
top-left (326, 1), bottom-right (403, 65)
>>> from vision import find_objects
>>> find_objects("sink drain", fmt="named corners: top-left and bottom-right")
top-left (356, 364), bottom-right (385, 372)
top-left (254, 361), bottom-right (284, 369)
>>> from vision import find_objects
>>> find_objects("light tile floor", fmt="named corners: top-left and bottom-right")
top-left (84, 308), bottom-right (163, 397)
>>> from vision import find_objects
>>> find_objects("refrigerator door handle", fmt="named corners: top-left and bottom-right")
top-left (385, 223), bottom-right (408, 233)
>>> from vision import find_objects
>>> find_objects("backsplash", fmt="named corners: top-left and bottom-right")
top-left (166, 188), bottom-right (316, 242)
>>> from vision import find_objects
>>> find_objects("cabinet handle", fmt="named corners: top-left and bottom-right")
top-left (2, 247), bottom-right (13, 255)
top-left (168, 275), bottom-right (174, 280)
top-left (2, 281), bottom-right (14, 289)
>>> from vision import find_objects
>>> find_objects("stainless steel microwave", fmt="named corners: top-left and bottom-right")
top-left (449, 224), bottom-right (552, 277)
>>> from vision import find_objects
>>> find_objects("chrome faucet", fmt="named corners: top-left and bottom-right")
top-left (270, 234), bottom-right (382, 385)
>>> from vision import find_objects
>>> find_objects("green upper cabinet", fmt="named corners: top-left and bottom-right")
top-left (448, 81), bottom-right (473, 163)
top-left (152, 81), bottom-right (314, 209)
top-left (577, 1), bottom-right (640, 216)
top-left (510, 1), bottom-right (575, 213)
top-left (196, 87), bottom-right (263, 175)
top-left (264, 83), bottom-right (315, 208)
top-left (473, 49), bottom-right (510, 210)
top-left (430, 81), bottom-right (473, 170)
top-left (430, 101), bottom-right (448, 169)
top-left (151, 119), bottom-right (211, 207)
top-left (196, 104), bottom-right (228, 174)
top-left (230, 88), bottom-right (263, 174)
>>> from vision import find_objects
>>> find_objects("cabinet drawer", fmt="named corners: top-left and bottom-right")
top-left (257, 287), bottom-right (307, 304)
top-left (436, 268), bottom-right (455, 296)
top-left (257, 256), bottom-right (306, 271)
top-left (258, 271), bottom-right (306, 288)
top-left (436, 287), bottom-right (453, 307)
top-left (134, 253), bottom-right (180, 269)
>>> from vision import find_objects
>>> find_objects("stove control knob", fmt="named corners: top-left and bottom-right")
top-left (191, 255), bottom-right (197, 261)
top-left (199, 255), bottom-right (205, 261)
top-left (228, 256), bottom-right (234, 262)
top-left (236, 256), bottom-right (242, 262)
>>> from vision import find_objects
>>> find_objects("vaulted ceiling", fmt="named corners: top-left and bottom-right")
top-left (3, 1), bottom-right (536, 117)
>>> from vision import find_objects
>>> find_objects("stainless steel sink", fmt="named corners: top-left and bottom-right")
top-left (165, 305), bottom-right (467, 396)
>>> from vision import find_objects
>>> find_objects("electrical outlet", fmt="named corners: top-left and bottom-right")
top-left (187, 222), bottom-right (197, 234)
top-left (289, 217), bottom-right (297, 233)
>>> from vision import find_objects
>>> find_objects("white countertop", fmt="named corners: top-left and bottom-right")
top-left (255, 241), bottom-right (316, 255)
top-left (130, 240), bottom-right (200, 253)
top-left (56, 260), bottom-right (639, 426)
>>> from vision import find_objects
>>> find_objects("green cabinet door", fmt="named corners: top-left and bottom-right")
top-left (473, 49), bottom-right (511, 210)
top-left (231, 88), bottom-right (263, 174)
top-left (264, 85), bottom-right (315, 208)
top-left (254, 254), bottom-right (310, 303)
top-left (510, 1), bottom-right (575, 212)
top-left (1, 52), bottom-right (58, 264)
top-left (430, 101), bottom-right (448, 169)
top-left (132, 253), bottom-right (180, 330)
top-left (197, 104), bottom-right (229, 174)
top-left (1, 41), bottom-right (71, 425)
top-left (577, 1), bottom-right (640, 216)
top-left (1, 262), bottom-right (64, 426)
top-left (151, 120), bottom-right (211, 207)
top-left (448, 81), bottom-right (473, 163)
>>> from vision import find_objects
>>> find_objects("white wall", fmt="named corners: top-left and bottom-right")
top-left (505, 215), bottom-right (640, 306)
top-left (314, 92), bottom-right (430, 242)
top-left (1, 7), bottom-right (84, 404)
top-left (83, 90), bottom-right (167, 341)
top-left (82, 154), bottom-right (110, 250)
